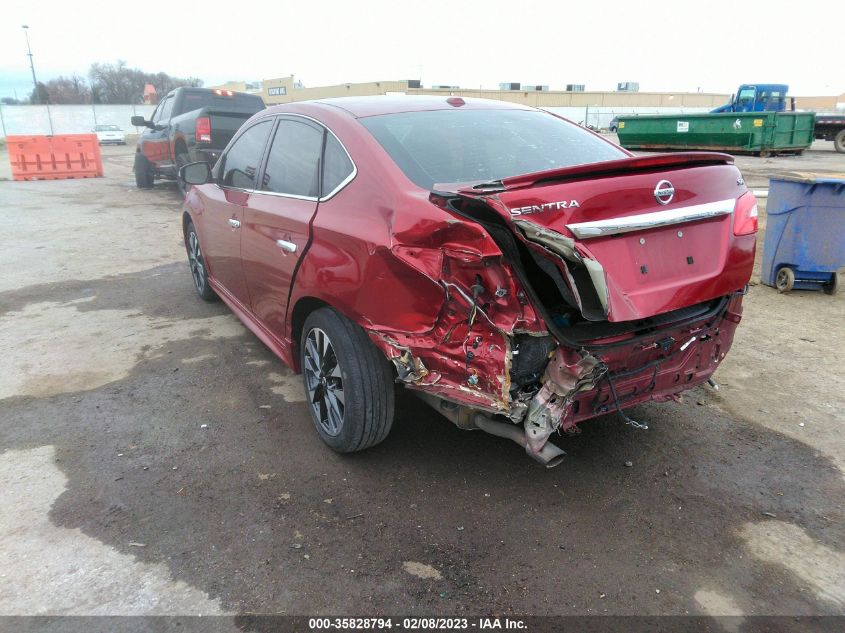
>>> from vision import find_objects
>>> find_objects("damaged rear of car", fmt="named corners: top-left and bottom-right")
top-left (348, 102), bottom-right (756, 466)
top-left (186, 97), bottom-right (756, 467)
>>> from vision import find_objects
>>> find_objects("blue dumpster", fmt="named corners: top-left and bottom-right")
top-left (761, 173), bottom-right (845, 293)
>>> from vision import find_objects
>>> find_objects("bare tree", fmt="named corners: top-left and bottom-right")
top-left (44, 75), bottom-right (92, 104)
top-left (89, 60), bottom-right (204, 104)
top-left (89, 60), bottom-right (147, 104)
top-left (149, 71), bottom-right (204, 96)
top-left (29, 82), bottom-right (51, 105)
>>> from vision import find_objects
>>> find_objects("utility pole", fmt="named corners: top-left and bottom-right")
top-left (22, 25), bottom-right (39, 103)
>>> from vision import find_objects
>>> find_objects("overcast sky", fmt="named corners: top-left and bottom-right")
top-left (1, 0), bottom-right (842, 100)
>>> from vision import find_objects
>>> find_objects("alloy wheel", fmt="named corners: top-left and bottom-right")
top-left (303, 327), bottom-right (345, 436)
top-left (188, 231), bottom-right (205, 293)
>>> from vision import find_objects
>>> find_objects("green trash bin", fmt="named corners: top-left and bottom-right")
top-left (617, 112), bottom-right (815, 156)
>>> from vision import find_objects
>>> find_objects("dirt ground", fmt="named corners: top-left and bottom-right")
top-left (0, 138), bottom-right (843, 625)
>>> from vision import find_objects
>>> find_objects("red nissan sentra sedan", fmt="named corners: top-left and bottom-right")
top-left (180, 96), bottom-right (757, 467)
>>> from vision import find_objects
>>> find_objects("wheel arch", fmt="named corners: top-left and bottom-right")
top-left (172, 132), bottom-right (189, 156)
top-left (174, 136), bottom-right (188, 156)
top-left (181, 211), bottom-right (193, 244)
top-left (289, 296), bottom-right (332, 372)
top-left (288, 295), bottom-right (396, 377)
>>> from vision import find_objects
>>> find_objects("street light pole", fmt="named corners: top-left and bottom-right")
top-left (22, 25), bottom-right (39, 103)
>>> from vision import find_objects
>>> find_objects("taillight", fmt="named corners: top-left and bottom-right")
top-left (213, 89), bottom-right (234, 96)
top-left (196, 117), bottom-right (211, 143)
top-left (733, 191), bottom-right (758, 236)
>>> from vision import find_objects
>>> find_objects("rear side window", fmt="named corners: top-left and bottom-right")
top-left (260, 119), bottom-right (324, 197)
top-left (221, 120), bottom-right (272, 189)
top-left (322, 133), bottom-right (354, 195)
top-left (360, 109), bottom-right (625, 190)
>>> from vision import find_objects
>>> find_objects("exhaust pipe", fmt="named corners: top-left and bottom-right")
top-left (413, 392), bottom-right (566, 468)
top-left (473, 414), bottom-right (566, 468)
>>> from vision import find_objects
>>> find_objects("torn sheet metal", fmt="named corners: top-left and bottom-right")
top-left (524, 350), bottom-right (606, 454)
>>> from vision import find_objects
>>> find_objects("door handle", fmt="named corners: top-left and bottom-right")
top-left (227, 218), bottom-right (241, 229)
top-left (276, 239), bottom-right (297, 253)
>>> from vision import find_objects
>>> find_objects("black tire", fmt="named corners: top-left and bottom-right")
top-left (775, 266), bottom-right (795, 293)
top-left (300, 308), bottom-right (394, 453)
top-left (134, 152), bottom-right (154, 188)
top-left (175, 150), bottom-right (190, 198)
top-left (834, 129), bottom-right (845, 154)
top-left (823, 273), bottom-right (840, 295)
top-left (185, 220), bottom-right (218, 302)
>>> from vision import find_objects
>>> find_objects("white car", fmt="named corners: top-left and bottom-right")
top-left (94, 124), bottom-right (126, 145)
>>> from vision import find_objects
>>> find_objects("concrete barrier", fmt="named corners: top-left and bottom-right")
top-left (7, 134), bottom-right (104, 181)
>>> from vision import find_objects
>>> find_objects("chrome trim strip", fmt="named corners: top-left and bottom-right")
top-left (257, 190), bottom-right (319, 202)
top-left (565, 199), bottom-right (736, 239)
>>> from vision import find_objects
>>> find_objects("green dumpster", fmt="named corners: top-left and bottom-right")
top-left (616, 111), bottom-right (816, 156)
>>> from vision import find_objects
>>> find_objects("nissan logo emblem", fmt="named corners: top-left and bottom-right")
top-left (654, 180), bottom-right (675, 205)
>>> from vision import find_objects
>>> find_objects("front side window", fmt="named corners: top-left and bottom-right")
top-left (150, 102), bottom-right (164, 123)
top-left (157, 96), bottom-right (175, 122)
top-left (737, 88), bottom-right (756, 104)
top-left (361, 108), bottom-right (625, 190)
top-left (260, 119), bottom-right (324, 197)
top-left (221, 120), bottom-right (272, 189)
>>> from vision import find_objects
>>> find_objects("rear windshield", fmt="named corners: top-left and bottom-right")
top-left (95, 125), bottom-right (121, 131)
top-left (181, 90), bottom-right (265, 114)
top-left (360, 109), bottom-right (626, 189)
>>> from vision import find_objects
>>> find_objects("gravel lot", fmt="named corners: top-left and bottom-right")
top-left (0, 139), bottom-right (843, 624)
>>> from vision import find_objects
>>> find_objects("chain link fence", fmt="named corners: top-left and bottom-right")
top-left (0, 104), bottom-right (157, 139)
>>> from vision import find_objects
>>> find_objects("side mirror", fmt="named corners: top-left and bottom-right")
top-left (131, 115), bottom-right (151, 128)
top-left (729, 93), bottom-right (736, 104)
top-left (180, 161), bottom-right (212, 186)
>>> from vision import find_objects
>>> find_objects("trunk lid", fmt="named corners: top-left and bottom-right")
top-left (457, 153), bottom-right (755, 322)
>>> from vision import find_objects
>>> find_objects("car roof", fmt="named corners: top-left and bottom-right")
top-left (265, 95), bottom-right (536, 119)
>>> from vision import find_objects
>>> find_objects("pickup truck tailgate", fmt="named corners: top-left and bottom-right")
top-left (459, 153), bottom-right (756, 322)
top-left (207, 110), bottom-right (256, 148)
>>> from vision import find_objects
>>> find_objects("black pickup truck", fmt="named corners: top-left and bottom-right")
top-left (131, 87), bottom-right (265, 194)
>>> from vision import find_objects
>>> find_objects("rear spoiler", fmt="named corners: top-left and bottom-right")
top-left (458, 152), bottom-right (735, 195)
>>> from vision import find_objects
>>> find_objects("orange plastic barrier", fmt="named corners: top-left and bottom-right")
top-left (7, 134), bottom-right (104, 181)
